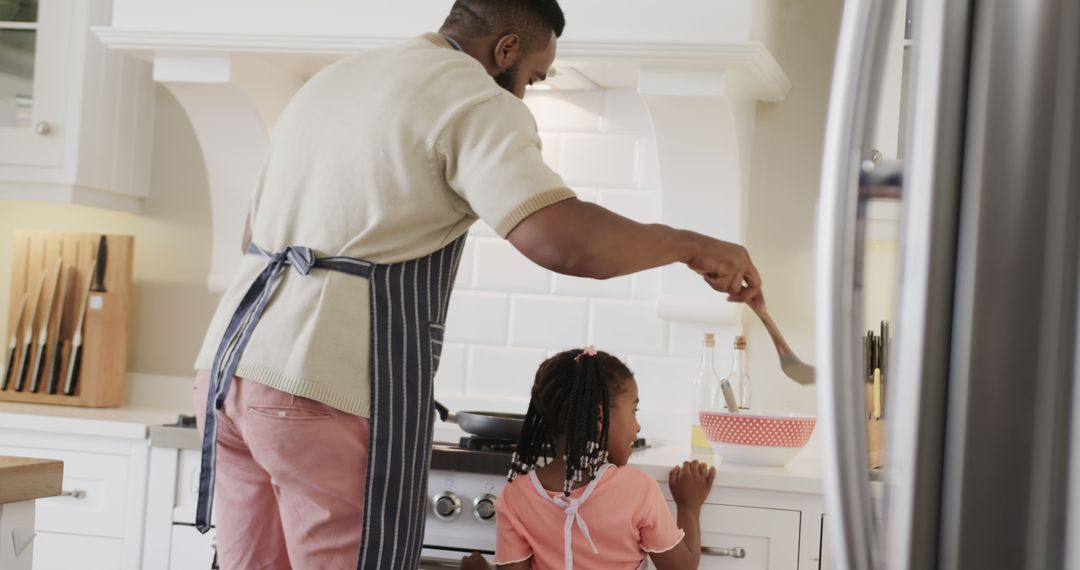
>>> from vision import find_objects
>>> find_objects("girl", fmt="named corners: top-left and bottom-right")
top-left (488, 346), bottom-right (716, 569)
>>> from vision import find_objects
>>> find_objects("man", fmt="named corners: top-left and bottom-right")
top-left (193, 0), bottom-right (762, 568)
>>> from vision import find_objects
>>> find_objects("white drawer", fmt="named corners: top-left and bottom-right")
top-left (32, 532), bottom-right (123, 570)
top-left (667, 503), bottom-right (800, 570)
top-left (0, 444), bottom-right (130, 538)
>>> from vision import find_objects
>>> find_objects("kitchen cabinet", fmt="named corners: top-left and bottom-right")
top-left (677, 503), bottom-right (801, 569)
top-left (0, 403), bottom-right (178, 570)
top-left (0, 0), bottom-right (154, 212)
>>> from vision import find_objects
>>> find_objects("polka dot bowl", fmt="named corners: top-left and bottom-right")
top-left (699, 409), bottom-right (816, 466)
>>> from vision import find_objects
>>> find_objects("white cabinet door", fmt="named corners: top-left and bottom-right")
top-left (0, 444), bottom-right (131, 538)
top-left (169, 525), bottom-right (216, 570)
top-left (33, 532), bottom-right (124, 570)
top-left (0, 0), bottom-right (69, 167)
top-left (667, 503), bottom-right (801, 570)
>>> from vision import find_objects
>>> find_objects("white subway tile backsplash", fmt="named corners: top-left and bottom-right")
top-left (669, 322), bottom-right (740, 358)
top-left (628, 355), bottom-right (698, 413)
top-left (525, 91), bottom-right (604, 132)
top-left (455, 239), bottom-right (475, 289)
top-left (469, 220), bottom-right (498, 238)
top-left (474, 239), bottom-right (551, 293)
top-left (637, 137), bottom-right (662, 191)
top-left (467, 346), bottom-right (548, 397)
top-left (552, 274), bottom-right (632, 298)
top-left (631, 269), bottom-right (661, 300)
top-left (510, 295), bottom-right (588, 349)
top-left (434, 343), bottom-right (468, 395)
top-left (444, 291), bottom-right (509, 344)
top-left (600, 89), bottom-right (653, 136)
top-left (559, 134), bottom-right (640, 188)
top-left (590, 300), bottom-right (669, 355)
top-left (597, 189), bottom-right (662, 224)
top-left (573, 187), bottom-right (599, 203)
top-left (539, 132), bottom-right (561, 171)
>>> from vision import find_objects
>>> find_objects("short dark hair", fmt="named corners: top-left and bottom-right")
top-left (509, 348), bottom-right (633, 496)
top-left (441, 0), bottom-right (565, 53)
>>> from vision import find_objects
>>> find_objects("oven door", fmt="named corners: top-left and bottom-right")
top-left (420, 546), bottom-right (494, 569)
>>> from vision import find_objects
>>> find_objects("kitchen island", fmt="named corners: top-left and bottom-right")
top-left (0, 456), bottom-right (63, 570)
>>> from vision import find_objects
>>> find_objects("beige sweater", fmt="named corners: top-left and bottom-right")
top-left (194, 34), bottom-right (573, 416)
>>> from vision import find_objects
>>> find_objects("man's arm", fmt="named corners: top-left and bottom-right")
top-left (507, 198), bottom-right (760, 302)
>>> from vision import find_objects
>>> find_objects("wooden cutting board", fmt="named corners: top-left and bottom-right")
top-left (0, 456), bottom-right (63, 504)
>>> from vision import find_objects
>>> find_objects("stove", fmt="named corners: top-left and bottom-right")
top-left (151, 415), bottom-right (645, 567)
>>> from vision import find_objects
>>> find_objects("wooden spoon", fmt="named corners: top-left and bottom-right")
top-left (748, 297), bottom-right (816, 385)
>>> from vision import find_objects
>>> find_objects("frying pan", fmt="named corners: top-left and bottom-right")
top-left (433, 400), bottom-right (525, 440)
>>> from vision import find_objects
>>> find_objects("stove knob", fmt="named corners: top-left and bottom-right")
top-left (433, 491), bottom-right (462, 521)
top-left (473, 493), bottom-right (497, 523)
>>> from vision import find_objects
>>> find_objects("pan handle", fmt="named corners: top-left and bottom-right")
top-left (433, 400), bottom-right (450, 422)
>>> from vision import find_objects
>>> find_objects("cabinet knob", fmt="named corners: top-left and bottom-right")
top-left (35, 121), bottom-right (52, 135)
top-left (702, 546), bottom-right (747, 559)
top-left (60, 489), bottom-right (87, 499)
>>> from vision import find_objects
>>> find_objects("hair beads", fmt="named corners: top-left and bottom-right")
top-left (508, 348), bottom-right (631, 496)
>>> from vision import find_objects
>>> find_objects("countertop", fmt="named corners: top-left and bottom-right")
top-left (0, 401), bottom-right (847, 497)
top-left (0, 401), bottom-right (185, 440)
top-left (0, 456), bottom-right (63, 504)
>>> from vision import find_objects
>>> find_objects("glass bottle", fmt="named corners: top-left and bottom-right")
top-left (691, 333), bottom-right (720, 453)
top-left (724, 335), bottom-right (752, 410)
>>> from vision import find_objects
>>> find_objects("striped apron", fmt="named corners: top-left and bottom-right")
top-left (195, 236), bottom-right (467, 570)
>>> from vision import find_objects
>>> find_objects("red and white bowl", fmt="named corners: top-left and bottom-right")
top-left (699, 409), bottom-right (816, 466)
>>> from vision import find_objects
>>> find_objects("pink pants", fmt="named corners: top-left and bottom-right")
top-left (194, 370), bottom-right (371, 569)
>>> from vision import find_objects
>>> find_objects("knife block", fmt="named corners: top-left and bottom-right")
top-left (1, 231), bottom-right (133, 407)
top-left (865, 383), bottom-right (885, 468)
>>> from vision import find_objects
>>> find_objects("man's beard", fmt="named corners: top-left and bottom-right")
top-left (494, 63), bottom-right (520, 94)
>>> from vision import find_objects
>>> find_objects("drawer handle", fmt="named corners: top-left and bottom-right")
top-left (702, 546), bottom-right (747, 559)
top-left (60, 489), bottom-right (87, 499)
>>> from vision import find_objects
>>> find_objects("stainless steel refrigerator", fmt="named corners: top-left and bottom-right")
top-left (815, 0), bottom-right (1080, 568)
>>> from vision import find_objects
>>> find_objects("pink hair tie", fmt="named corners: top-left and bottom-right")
top-left (574, 345), bottom-right (599, 362)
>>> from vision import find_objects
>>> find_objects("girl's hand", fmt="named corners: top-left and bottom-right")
top-left (459, 552), bottom-right (492, 569)
top-left (668, 460), bottom-right (716, 509)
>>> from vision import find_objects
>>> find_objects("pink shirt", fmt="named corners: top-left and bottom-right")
top-left (495, 465), bottom-right (685, 569)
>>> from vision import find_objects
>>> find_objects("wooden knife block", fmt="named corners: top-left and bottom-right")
top-left (1, 232), bottom-right (133, 407)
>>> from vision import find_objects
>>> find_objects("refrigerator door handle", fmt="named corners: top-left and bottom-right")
top-left (816, 0), bottom-right (900, 568)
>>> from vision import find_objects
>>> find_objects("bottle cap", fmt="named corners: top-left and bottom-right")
top-left (704, 333), bottom-right (716, 346)
top-left (734, 335), bottom-right (748, 349)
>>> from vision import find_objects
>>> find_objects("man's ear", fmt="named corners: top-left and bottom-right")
top-left (492, 34), bottom-right (522, 70)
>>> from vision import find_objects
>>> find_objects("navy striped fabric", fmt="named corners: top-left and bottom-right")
top-left (196, 244), bottom-right (373, 533)
top-left (359, 236), bottom-right (466, 570)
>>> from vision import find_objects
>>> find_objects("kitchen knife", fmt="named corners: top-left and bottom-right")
top-left (90, 236), bottom-right (107, 293)
top-left (64, 258), bottom-right (96, 396)
top-left (29, 258), bottom-right (63, 392)
top-left (46, 265), bottom-right (71, 394)
top-left (2, 296), bottom-right (27, 390)
top-left (873, 368), bottom-right (883, 420)
top-left (14, 270), bottom-right (47, 392)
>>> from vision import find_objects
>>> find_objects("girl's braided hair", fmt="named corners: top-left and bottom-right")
top-left (508, 347), bottom-right (633, 496)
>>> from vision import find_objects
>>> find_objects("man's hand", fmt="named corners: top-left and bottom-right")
top-left (668, 460), bottom-right (716, 509)
top-left (460, 552), bottom-right (492, 570)
top-left (684, 236), bottom-right (761, 303)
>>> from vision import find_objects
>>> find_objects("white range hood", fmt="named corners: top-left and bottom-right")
top-left (97, 0), bottom-right (790, 324)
